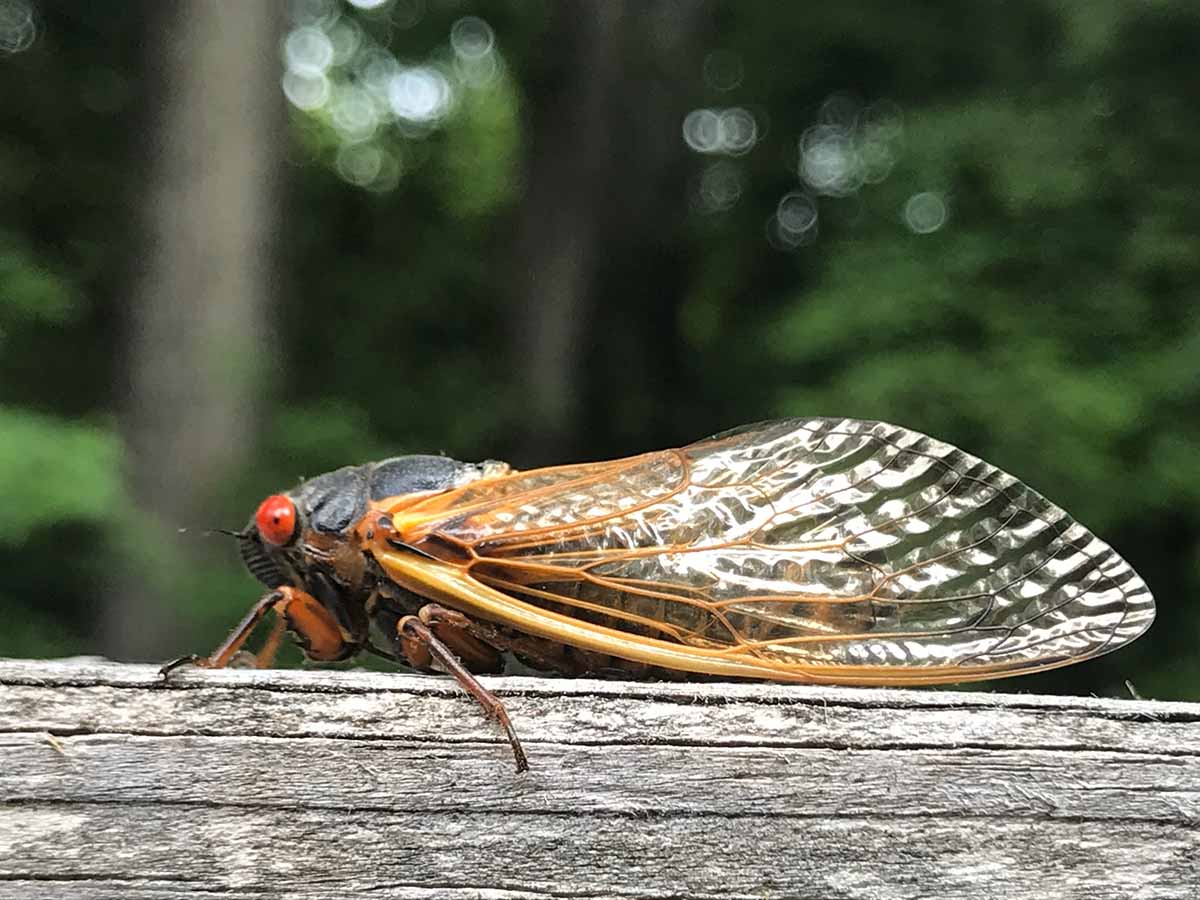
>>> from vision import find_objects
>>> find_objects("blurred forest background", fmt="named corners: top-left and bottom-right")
top-left (0, 0), bottom-right (1196, 699)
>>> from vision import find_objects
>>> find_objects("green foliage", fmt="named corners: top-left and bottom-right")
top-left (437, 70), bottom-right (522, 219)
top-left (0, 407), bottom-right (122, 544)
top-left (0, 232), bottom-right (79, 325)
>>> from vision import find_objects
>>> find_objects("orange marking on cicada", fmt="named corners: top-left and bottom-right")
top-left (473, 562), bottom-right (777, 659)
top-left (392, 457), bottom-right (648, 537)
top-left (254, 614), bottom-right (288, 668)
top-left (403, 451), bottom-right (697, 549)
top-left (279, 588), bottom-right (351, 661)
top-left (470, 573), bottom-right (694, 644)
top-left (474, 556), bottom-right (753, 645)
top-left (159, 585), bottom-right (353, 679)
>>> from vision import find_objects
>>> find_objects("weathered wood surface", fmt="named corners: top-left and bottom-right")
top-left (0, 659), bottom-right (1197, 900)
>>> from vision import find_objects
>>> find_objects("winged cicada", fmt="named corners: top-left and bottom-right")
top-left (163, 418), bottom-right (1155, 771)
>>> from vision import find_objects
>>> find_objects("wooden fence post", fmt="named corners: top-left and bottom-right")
top-left (0, 658), bottom-right (1196, 899)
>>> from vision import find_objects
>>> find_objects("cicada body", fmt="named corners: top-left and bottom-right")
top-left (165, 418), bottom-right (1155, 770)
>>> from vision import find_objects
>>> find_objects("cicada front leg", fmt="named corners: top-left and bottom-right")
top-left (160, 586), bottom-right (353, 679)
top-left (395, 605), bottom-right (529, 774)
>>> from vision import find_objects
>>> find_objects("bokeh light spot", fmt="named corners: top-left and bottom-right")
top-left (386, 66), bottom-right (453, 123)
top-left (703, 50), bottom-right (744, 92)
top-left (336, 143), bottom-right (401, 192)
top-left (683, 107), bottom-right (758, 155)
top-left (686, 108), bottom-right (720, 153)
top-left (790, 94), bottom-right (904, 208)
top-left (285, 26), bottom-right (335, 76)
top-left (0, 0), bottom-right (36, 55)
top-left (281, 0), bottom-right (503, 191)
top-left (683, 108), bottom-right (721, 153)
top-left (358, 49), bottom-right (401, 95)
top-left (282, 70), bottom-right (331, 111)
top-left (903, 191), bottom-right (948, 234)
top-left (455, 51), bottom-right (501, 89)
top-left (328, 18), bottom-right (363, 65)
top-left (336, 142), bottom-right (383, 186)
top-left (799, 125), bottom-right (862, 196)
top-left (766, 210), bottom-right (817, 251)
top-left (719, 108), bottom-right (757, 155)
top-left (288, 0), bottom-right (336, 26)
top-left (697, 161), bottom-right (743, 212)
top-left (450, 16), bottom-right (495, 60)
top-left (776, 191), bottom-right (818, 236)
top-left (391, 0), bottom-right (425, 29)
top-left (331, 85), bottom-right (380, 141)
top-left (818, 91), bottom-right (860, 129)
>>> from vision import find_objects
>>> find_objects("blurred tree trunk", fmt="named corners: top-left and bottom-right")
top-left (508, 1), bottom-right (626, 465)
top-left (509, 1), bottom-right (707, 465)
top-left (104, 1), bottom-right (285, 660)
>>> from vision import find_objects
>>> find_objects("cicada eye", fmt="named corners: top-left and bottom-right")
top-left (255, 494), bottom-right (297, 546)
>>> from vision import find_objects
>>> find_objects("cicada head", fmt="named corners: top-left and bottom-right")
top-left (237, 455), bottom-right (500, 596)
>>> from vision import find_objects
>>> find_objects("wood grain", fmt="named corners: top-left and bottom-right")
top-left (0, 659), bottom-right (1196, 899)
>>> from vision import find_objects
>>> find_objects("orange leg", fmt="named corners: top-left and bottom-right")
top-left (160, 586), bottom-right (351, 679)
top-left (397, 609), bottom-right (528, 773)
top-left (254, 614), bottom-right (288, 668)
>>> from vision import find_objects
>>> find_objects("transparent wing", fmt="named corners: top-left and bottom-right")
top-left (391, 418), bottom-right (1155, 683)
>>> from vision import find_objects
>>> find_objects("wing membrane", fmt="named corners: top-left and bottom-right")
top-left (387, 418), bottom-right (1154, 683)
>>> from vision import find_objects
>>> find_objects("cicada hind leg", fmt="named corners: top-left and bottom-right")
top-left (390, 603), bottom-right (529, 774)
top-left (159, 586), bottom-right (353, 678)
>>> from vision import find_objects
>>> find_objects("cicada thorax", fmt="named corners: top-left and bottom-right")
top-left (231, 454), bottom-right (507, 661)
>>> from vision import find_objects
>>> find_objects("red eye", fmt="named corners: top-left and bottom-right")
top-left (255, 494), bottom-right (297, 546)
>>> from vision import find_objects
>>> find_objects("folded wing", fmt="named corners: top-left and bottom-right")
top-left (393, 418), bottom-right (1154, 683)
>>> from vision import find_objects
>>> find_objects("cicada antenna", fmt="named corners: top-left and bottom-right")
top-left (208, 528), bottom-right (247, 538)
top-left (176, 527), bottom-right (247, 539)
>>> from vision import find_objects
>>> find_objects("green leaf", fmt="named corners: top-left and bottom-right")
top-left (0, 407), bottom-right (124, 543)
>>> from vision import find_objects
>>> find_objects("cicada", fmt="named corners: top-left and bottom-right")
top-left (163, 418), bottom-right (1155, 771)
